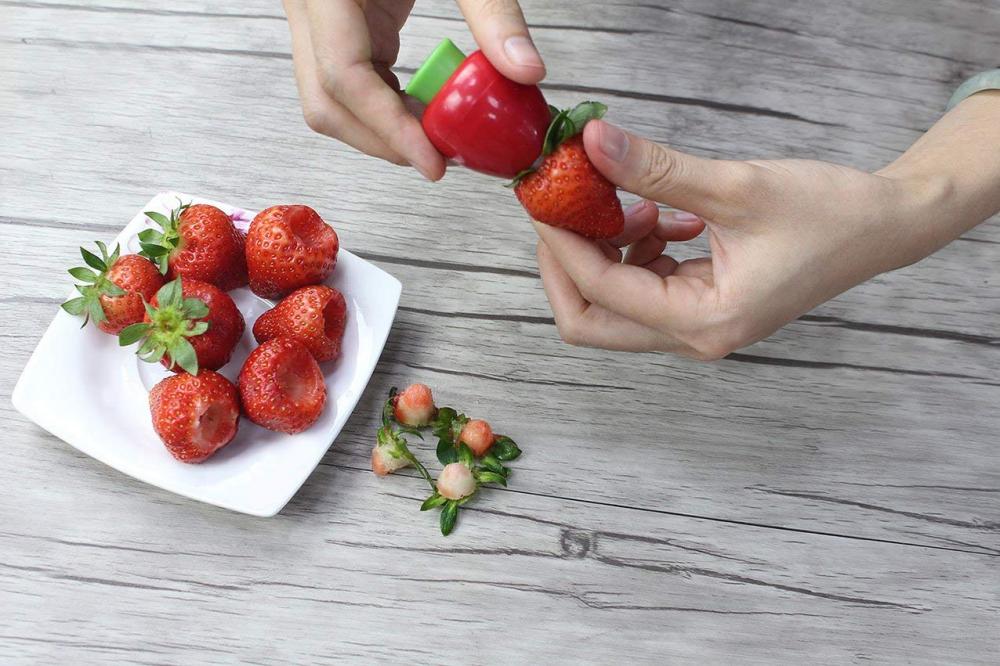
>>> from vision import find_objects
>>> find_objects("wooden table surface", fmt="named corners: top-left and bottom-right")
top-left (2, 0), bottom-right (999, 663)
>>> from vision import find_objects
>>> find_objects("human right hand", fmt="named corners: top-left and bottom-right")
top-left (283, 0), bottom-right (546, 180)
top-left (534, 91), bottom-right (1000, 358)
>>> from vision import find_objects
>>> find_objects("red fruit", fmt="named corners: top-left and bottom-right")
top-left (238, 337), bottom-right (326, 434)
top-left (459, 419), bottom-right (494, 457)
top-left (252, 285), bottom-right (347, 362)
top-left (119, 278), bottom-right (245, 374)
top-left (514, 135), bottom-right (623, 239)
top-left (437, 463), bottom-right (477, 500)
top-left (245, 205), bottom-right (339, 299)
top-left (139, 203), bottom-right (249, 291)
top-left (393, 383), bottom-right (436, 427)
top-left (149, 370), bottom-right (240, 463)
top-left (62, 242), bottom-right (165, 335)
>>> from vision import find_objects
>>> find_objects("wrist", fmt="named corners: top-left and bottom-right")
top-left (877, 91), bottom-right (1000, 266)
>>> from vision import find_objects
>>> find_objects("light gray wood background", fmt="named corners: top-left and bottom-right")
top-left (2, 0), bottom-right (999, 663)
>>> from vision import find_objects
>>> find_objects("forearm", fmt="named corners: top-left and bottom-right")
top-left (881, 90), bottom-right (1000, 251)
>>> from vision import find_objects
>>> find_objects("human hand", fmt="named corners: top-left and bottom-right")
top-left (534, 92), bottom-right (1000, 358)
top-left (283, 0), bottom-right (545, 180)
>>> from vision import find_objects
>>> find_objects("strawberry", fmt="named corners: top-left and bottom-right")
top-left (459, 419), bottom-right (494, 457)
top-left (512, 102), bottom-right (623, 239)
top-left (392, 383), bottom-right (437, 427)
top-left (119, 278), bottom-right (245, 375)
top-left (245, 205), bottom-right (339, 299)
top-left (252, 285), bottom-right (347, 362)
top-left (62, 242), bottom-right (164, 334)
top-left (139, 202), bottom-right (248, 291)
top-left (149, 370), bottom-right (240, 463)
top-left (436, 462), bottom-right (477, 500)
top-left (238, 337), bottom-right (326, 433)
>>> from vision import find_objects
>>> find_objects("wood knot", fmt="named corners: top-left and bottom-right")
top-left (560, 529), bottom-right (592, 558)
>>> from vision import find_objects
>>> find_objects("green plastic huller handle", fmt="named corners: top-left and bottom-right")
top-left (405, 38), bottom-right (467, 105)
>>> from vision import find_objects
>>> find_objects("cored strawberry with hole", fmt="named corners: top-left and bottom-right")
top-left (252, 285), bottom-right (347, 362)
top-left (245, 205), bottom-right (339, 299)
top-left (238, 337), bottom-right (327, 434)
top-left (149, 370), bottom-right (240, 463)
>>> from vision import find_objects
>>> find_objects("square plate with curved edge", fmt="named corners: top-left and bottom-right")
top-left (12, 192), bottom-right (401, 516)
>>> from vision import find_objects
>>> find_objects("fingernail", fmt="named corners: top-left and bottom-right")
top-left (504, 36), bottom-right (543, 68)
top-left (599, 122), bottom-right (629, 162)
top-left (666, 210), bottom-right (700, 221)
top-left (624, 200), bottom-right (649, 216)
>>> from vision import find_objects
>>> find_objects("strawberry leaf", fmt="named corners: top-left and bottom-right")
top-left (420, 493), bottom-right (448, 511)
top-left (80, 247), bottom-right (106, 271)
top-left (182, 297), bottom-right (209, 320)
top-left (440, 501), bottom-right (459, 536)
top-left (144, 211), bottom-right (171, 228)
top-left (475, 470), bottom-right (507, 487)
top-left (457, 443), bottom-right (475, 468)
top-left (170, 337), bottom-right (199, 375)
top-left (492, 436), bottom-right (521, 461)
top-left (68, 267), bottom-right (98, 282)
top-left (118, 323), bottom-right (150, 346)
top-left (102, 283), bottom-right (127, 298)
top-left (61, 297), bottom-right (87, 316)
top-left (436, 438), bottom-right (458, 465)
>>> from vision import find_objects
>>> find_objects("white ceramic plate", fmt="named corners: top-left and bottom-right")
top-left (12, 192), bottom-right (401, 516)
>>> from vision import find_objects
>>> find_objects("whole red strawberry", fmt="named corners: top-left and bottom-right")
top-left (245, 205), bottom-right (339, 299)
top-left (252, 285), bottom-right (347, 362)
top-left (119, 278), bottom-right (245, 374)
top-left (149, 370), bottom-right (240, 463)
top-left (238, 337), bottom-right (326, 433)
top-left (513, 102), bottom-right (623, 239)
top-left (62, 242), bottom-right (164, 334)
top-left (139, 202), bottom-right (248, 291)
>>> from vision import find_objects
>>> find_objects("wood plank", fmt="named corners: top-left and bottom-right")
top-left (1, 433), bottom-right (998, 664)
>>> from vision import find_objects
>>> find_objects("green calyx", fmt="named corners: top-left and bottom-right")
top-left (139, 201), bottom-right (191, 274)
top-left (61, 241), bottom-right (127, 328)
top-left (506, 101), bottom-right (608, 187)
top-left (117, 277), bottom-right (209, 375)
top-left (381, 387), bottom-right (524, 536)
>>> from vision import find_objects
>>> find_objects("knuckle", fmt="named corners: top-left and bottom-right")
top-left (635, 145), bottom-right (681, 199)
top-left (316, 61), bottom-right (348, 100)
top-left (301, 103), bottom-right (327, 134)
top-left (556, 320), bottom-right (586, 347)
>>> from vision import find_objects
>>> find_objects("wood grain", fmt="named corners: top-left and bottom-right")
top-left (1, 0), bottom-right (998, 663)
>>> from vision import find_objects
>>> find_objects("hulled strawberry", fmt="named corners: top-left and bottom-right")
top-left (119, 278), bottom-right (245, 374)
top-left (238, 337), bottom-right (326, 433)
top-left (252, 285), bottom-right (347, 362)
top-left (459, 419), bottom-right (494, 457)
top-left (149, 370), bottom-right (240, 463)
top-left (392, 383), bottom-right (437, 427)
top-left (139, 202), bottom-right (248, 291)
top-left (62, 242), bottom-right (165, 334)
top-left (245, 205), bottom-right (339, 299)
top-left (512, 102), bottom-right (624, 239)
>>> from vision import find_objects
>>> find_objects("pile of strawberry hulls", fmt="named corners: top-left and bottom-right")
top-left (62, 201), bottom-right (346, 463)
top-left (373, 384), bottom-right (521, 536)
top-left (510, 102), bottom-right (625, 240)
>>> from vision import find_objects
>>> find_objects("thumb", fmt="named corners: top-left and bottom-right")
top-left (583, 120), bottom-right (755, 222)
top-left (455, 0), bottom-right (545, 84)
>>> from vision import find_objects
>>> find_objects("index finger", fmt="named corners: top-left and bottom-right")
top-left (305, 0), bottom-right (445, 180)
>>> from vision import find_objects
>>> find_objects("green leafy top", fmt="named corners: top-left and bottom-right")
top-left (378, 387), bottom-right (524, 536)
top-left (507, 101), bottom-right (608, 186)
top-left (138, 201), bottom-right (191, 274)
top-left (117, 278), bottom-right (209, 375)
top-left (61, 241), bottom-right (127, 328)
